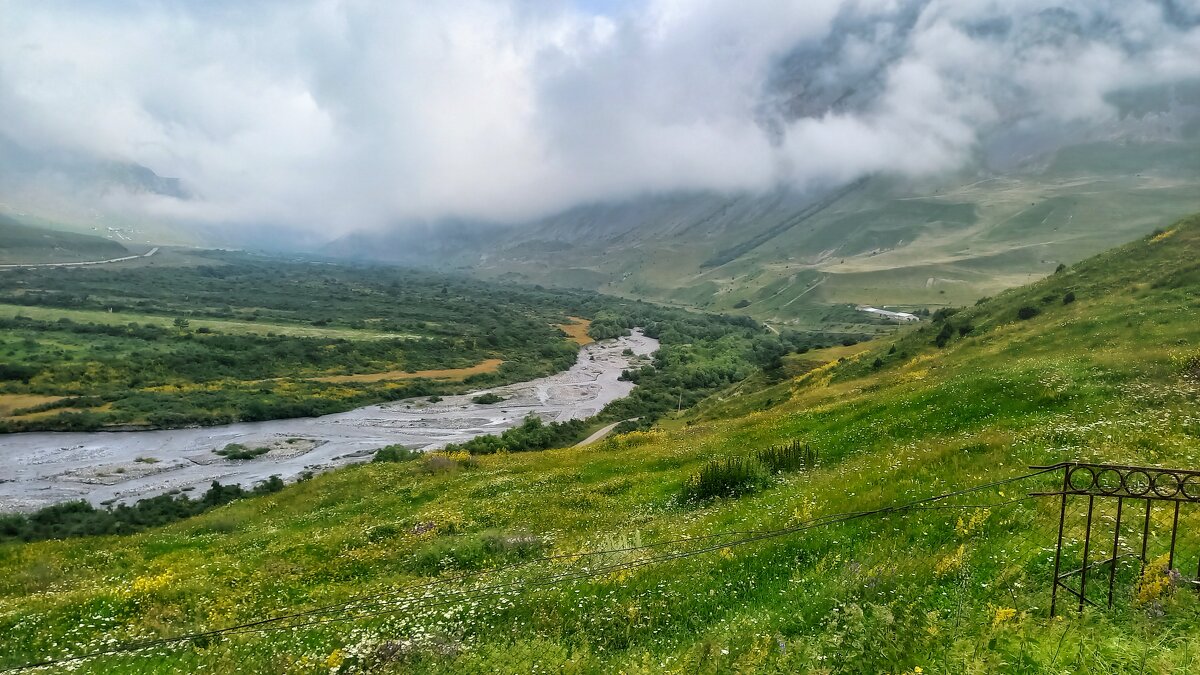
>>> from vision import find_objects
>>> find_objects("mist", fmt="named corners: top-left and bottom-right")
top-left (2, 0), bottom-right (1198, 238)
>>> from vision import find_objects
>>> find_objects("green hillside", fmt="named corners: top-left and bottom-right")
top-left (0, 216), bottom-right (131, 264)
top-left (4, 216), bottom-right (1200, 672)
top-left (469, 139), bottom-right (1200, 331)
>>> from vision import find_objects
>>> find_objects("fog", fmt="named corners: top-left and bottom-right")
top-left (2, 0), bottom-right (1198, 237)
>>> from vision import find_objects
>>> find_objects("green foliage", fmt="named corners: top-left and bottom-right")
top-left (372, 445), bottom-right (421, 463)
top-left (681, 456), bottom-right (770, 502)
top-left (1063, 291), bottom-right (1076, 304)
top-left (471, 392), bottom-right (506, 405)
top-left (410, 530), bottom-right (546, 574)
top-left (754, 440), bottom-right (818, 473)
top-left (1017, 305), bottom-right (1041, 320)
top-left (0, 478), bottom-right (284, 543)
top-left (443, 415), bottom-right (587, 455)
top-left (214, 444), bottom-right (270, 460)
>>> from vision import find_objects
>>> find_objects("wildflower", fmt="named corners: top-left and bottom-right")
top-left (992, 607), bottom-right (1017, 626)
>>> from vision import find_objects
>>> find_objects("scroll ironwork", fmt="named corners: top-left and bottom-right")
top-left (1031, 462), bottom-right (1200, 617)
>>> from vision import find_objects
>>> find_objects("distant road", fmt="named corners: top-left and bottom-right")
top-left (0, 246), bottom-right (159, 269)
top-left (575, 417), bottom-right (641, 447)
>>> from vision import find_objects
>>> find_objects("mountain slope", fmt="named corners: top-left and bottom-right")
top-left (4, 215), bottom-right (1200, 672)
top-left (0, 216), bottom-right (130, 264)
top-left (330, 128), bottom-right (1200, 332)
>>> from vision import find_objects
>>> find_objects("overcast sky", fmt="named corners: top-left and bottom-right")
top-left (2, 0), bottom-right (1198, 235)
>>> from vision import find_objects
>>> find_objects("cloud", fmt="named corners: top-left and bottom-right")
top-left (1, 0), bottom-right (1198, 237)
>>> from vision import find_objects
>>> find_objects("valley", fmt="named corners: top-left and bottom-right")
top-left (3, 5), bottom-right (1200, 672)
top-left (3, 214), bottom-right (1198, 673)
top-left (0, 330), bottom-right (657, 512)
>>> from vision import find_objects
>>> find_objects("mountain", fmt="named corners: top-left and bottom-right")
top-left (0, 135), bottom-right (201, 248)
top-left (0, 215), bottom-right (130, 264)
top-left (323, 64), bottom-right (1200, 334)
top-left (6, 215), bottom-right (1199, 672)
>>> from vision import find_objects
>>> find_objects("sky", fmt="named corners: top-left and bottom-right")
top-left (1, 0), bottom-right (1198, 237)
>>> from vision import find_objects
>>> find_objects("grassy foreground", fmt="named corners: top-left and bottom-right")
top-left (3, 217), bottom-right (1200, 672)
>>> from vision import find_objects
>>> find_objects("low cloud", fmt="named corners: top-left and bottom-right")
top-left (2, 0), bottom-right (1198, 237)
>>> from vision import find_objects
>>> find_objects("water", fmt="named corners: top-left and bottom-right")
top-left (0, 331), bottom-right (658, 512)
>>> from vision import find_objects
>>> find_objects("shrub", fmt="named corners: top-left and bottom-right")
top-left (214, 443), bottom-right (270, 460)
top-left (733, 299), bottom-right (751, 308)
top-left (443, 415), bottom-right (587, 455)
top-left (682, 457), bottom-right (769, 502)
top-left (1063, 291), bottom-right (1076, 304)
top-left (373, 444), bottom-right (421, 463)
top-left (934, 323), bottom-right (954, 348)
top-left (0, 479), bottom-right (285, 543)
top-left (1017, 306), bottom-right (1040, 320)
top-left (471, 392), bottom-right (505, 405)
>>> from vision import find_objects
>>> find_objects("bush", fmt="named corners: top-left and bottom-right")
top-left (373, 444), bottom-right (421, 463)
top-left (471, 392), bottom-right (505, 405)
top-left (1017, 306), bottom-right (1040, 320)
top-left (443, 415), bottom-right (587, 455)
top-left (934, 323), bottom-right (954, 348)
top-left (682, 457), bottom-right (769, 502)
top-left (214, 443), bottom-right (271, 460)
top-left (1063, 291), bottom-right (1076, 304)
top-left (0, 478), bottom-right (285, 543)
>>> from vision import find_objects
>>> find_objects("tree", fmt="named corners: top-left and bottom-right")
top-left (173, 317), bottom-right (190, 330)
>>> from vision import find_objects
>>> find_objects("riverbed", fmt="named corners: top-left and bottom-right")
top-left (0, 331), bottom-right (658, 512)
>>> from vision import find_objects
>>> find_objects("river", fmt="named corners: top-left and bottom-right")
top-left (0, 331), bottom-right (658, 512)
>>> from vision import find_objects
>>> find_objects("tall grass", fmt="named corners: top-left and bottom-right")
top-left (682, 441), bottom-right (817, 502)
top-left (754, 439), bottom-right (817, 473)
top-left (681, 456), bottom-right (770, 501)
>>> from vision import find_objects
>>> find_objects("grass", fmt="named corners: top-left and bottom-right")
top-left (311, 358), bottom-right (504, 383)
top-left (0, 393), bottom-right (62, 417)
top-left (557, 317), bottom-right (594, 346)
top-left (0, 303), bottom-right (412, 340)
top-left (3, 216), bottom-right (1200, 672)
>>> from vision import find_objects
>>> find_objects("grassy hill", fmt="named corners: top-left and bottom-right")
top-left (0, 216), bottom-right (131, 264)
top-left (3, 216), bottom-right (1200, 672)
top-left (475, 140), bottom-right (1199, 327)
